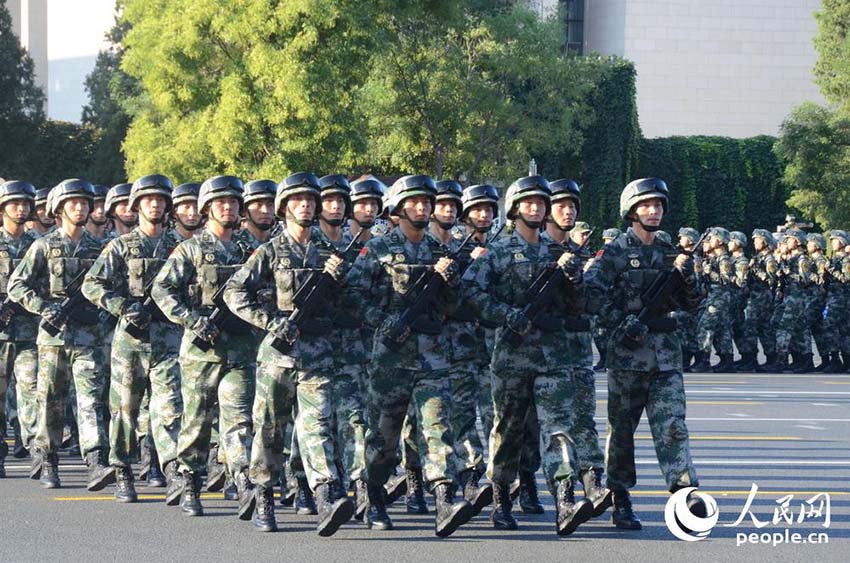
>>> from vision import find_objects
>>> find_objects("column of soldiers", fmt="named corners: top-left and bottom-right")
top-left (2, 172), bottom-right (718, 539)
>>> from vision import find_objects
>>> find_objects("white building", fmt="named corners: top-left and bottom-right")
top-left (541, 0), bottom-right (825, 138)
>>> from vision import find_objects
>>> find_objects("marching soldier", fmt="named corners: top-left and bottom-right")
top-left (87, 185), bottom-right (111, 242)
top-left (104, 183), bottom-right (137, 237)
top-left (728, 231), bottom-right (749, 370)
top-left (825, 231), bottom-right (850, 371)
top-left (806, 233), bottom-right (830, 371)
top-left (673, 228), bottom-right (702, 371)
top-left (775, 229), bottom-right (813, 372)
top-left (584, 178), bottom-right (705, 531)
top-left (692, 228), bottom-right (735, 372)
top-left (81, 175), bottom-right (184, 503)
top-left (26, 187), bottom-right (55, 235)
top-left (744, 230), bottom-right (779, 372)
top-left (7, 179), bottom-right (113, 490)
top-left (171, 183), bottom-right (202, 240)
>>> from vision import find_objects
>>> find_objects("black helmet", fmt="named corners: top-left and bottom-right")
top-left (129, 175), bottom-right (174, 212)
top-left (276, 172), bottom-right (322, 219)
top-left (505, 175), bottom-right (551, 220)
top-left (49, 179), bottom-right (96, 218)
top-left (198, 176), bottom-right (243, 213)
top-left (318, 174), bottom-right (352, 216)
top-left (243, 179), bottom-right (277, 206)
top-left (35, 187), bottom-right (51, 208)
top-left (549, 178), bottom-right (581, 213)
top-left (105, 183), bottom-right (133, 217)
top-left (435, 180), bottom-right (463, 207)
top-left (0, 180), bottom-right (36, 209)
top-left (461, 184), bottom-right (499, 219)
top-left (173, 183), bottom-right (200, 206)
top-left (385, 175), bottom-right (437, 217)
top-left (350, 176), bottom-right (386, 215)
top-left (92, 184), bottom-right (109, 202)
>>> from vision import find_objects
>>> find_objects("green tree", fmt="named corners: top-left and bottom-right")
top-left (0, 0), bottom-right (45, 121)
top-left (813, 0), bottom-right (850, 113)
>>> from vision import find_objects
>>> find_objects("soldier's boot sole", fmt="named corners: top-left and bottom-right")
top-left (490, 511), bottom-right (519, 530)
top-left (556, 499), bottom-right (593, 536)
top-left (254, 513), bottom-right (278, 533)
top-left (317, 497), bottom-right (354, 537)
top-left (384, 474), bottom-right (407, 505)
top-left (590, 488), bottom-right (613, 517)
top-left (205, 467), bottom-right (226, 492)
top-left (87, 467), bottom-right (116, 492)
top-left (469, 483), bottom-right (493, 517)
top-left (115, 488), bottom-right (138, 503)
top-left (238, 491), bottom-right (257, 521)
top-left (435, 500), bottom-right (473, 538)
top-left (612, 511), bottom-right (642, 530)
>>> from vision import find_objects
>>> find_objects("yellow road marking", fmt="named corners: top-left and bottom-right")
top-left (56, 493), bottom-right (219, 501)
top-left (635, 435), bottom-right (803, 441)
top-left (822, 381), bottom-right (850, 385)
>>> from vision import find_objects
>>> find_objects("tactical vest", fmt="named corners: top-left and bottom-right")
top-left (0, 237), bottom-right (24, 295)
top-left (749, 252), bottom-right (774, 290)
top-left (126, 230), bottom-right (179, 321)
top-left (784, 253), bottom-right (809, 292)
top-left (612, 235), bottom-right (678, 332)
top-left (270, 234), bottom-right (334, 335)
top-left (46, 236), bottom-right (99, 325)
top-left (194, 232), bottom-right (253, 333)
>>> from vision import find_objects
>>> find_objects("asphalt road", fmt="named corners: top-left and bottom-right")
top-left (2, 370), bottom-right (848, 563)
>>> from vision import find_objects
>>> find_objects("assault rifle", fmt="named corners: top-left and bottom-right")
top-left (41, 269), bottom-right (90, 337)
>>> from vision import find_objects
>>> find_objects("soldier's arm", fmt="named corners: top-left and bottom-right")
top-left (344, 240), bottom-right (389, 328)
top-left (460, 249), bottom-right (512, 326)
top-left (82, 239), bottom-right (130, 317)
top-left (151, 241), bottom-right (198, 327)
top-left (7, 239), bottom-right (50, 314)
top-left (223, 244), bottom-right (274, 331)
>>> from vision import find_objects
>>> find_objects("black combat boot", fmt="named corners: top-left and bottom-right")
top-left (146, 446), bottom-right (165, 488)
top-left (581, 467), bottom-right (613, 517)
top-left (490, 483), bottom-right (518, 530)
top-left (611, 489), bottom-right (642, 530)
top-left (114, 465), bottom-right (138, 503)
top-left (405, 468), bottom-right (428, 514)
top-left (593, 349), bottom-right (607, 372)
top-left (555, 479), bottom-right (593, 536)
top-left (138, 438), bottom-right (152, 481)
top-left (756, 353), bottom-right (777, 372)
top-left (86, 449), bottom-right (116, 491)
top-left (254, 485), bottom-right (278, 532)
top-left (223, 472), bottom-right (238, 501)
top-left (180, 472), bottom-right (204, 516)
top-left (279, 470), bottom-right (295, 506)
top-left (164, 460), bottom-right (183, 506)
top-left (433, 483), bottom-right (473, 538)
top-left (814, 352), bottom-right (830, 372)
top-left (792, 353), bottom-right (814, 374)
top-left (295, 476), bottom-right (318, 515)
top-left (826, 353), bottom-right (846, 373)
top-left (316, 481), bottom-right (355, 537)
top-left (460, 468), bottom-right (493, 517)
top-left (29, 445), bottom-right (43, 480)
top-left (236, 469), bottom-right (256, 521)
top-left (690, 352), bottom-right (711, 372)
top-left (205, 446), bottom-right (226, 492)
top-left (736, 353), bottom-right (758, 372)
top-left (518, 471), bottom-right (544, 514)
top-left (384, 471), bottom-right (408, 505)
top-left (40, 452), bottom-right (60, 489)
top-left (365, 483), bottom-right (393, 530)
top-left (712, 353), bottom-right (736, 373)
top-left (353, 479), bottom-right (368, 521)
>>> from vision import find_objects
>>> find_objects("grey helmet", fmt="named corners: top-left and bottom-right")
top-left (105, 183), bottom-right (133, 218)
top-left (619, 177), bottom-right (668, 219)
top-left (729, 231), bottom-right (747, 248)
top-left (751, 228), bottom-right (776, 248)
top-left (827, 229), bottom-right (850, 247)
top-left (129, 175), bottom-right (174, 212)
top-left (275, 172), bottom-right (321, 219)
top-left (385, 175), bottom-right (437, 217)
top-left (806, 232), bottom-right (827, 250)
top-left (678, 227), bottom-right (700, 244)
top-left (461, 184), bottom-right (499, 220)
top-left (602, 227), bottom-right (622, 241)
top-left (0, 180), bottom-right (36, 209)
top-left (350, 176), bottom-right (386, 216)
top-left (198, 176), bottom-right (243, 214)
top-left (549, 178), bottom-right (581, 212)
top-left (505, 175), bottom-right (551, 220)
top-left (243, 179), bottom-right (278, 206)
top-left (173, 183), bottom-right (200, 206)
top-left (318, 174), bottom-right (352, 218)
top-left (49, 179), bottom-right (96, 218)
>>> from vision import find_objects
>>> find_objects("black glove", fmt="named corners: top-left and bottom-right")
top-left (190, 315), bottom-right (219, 343)
top-left (621, 314), bottom-right (648, 349)
top-left (558, 252), bottom-right (583, 283)
top-left (505, 308), bottom-right (532, 336)
top-left (381, 312), bottom-right (411, 343)
top-left (674, 253), bottom-right (696, 282)
top-left (123, 302), bottom-right (150, 330)
top-left (436, 258), bottom-right (460, 286)
top-left (42, 303), bottom-right (64, 328)
top-left (268, 316), bottom-right (299, 344)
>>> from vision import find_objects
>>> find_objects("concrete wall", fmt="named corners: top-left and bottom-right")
top-left (7, 0), bottom-right (49, 107)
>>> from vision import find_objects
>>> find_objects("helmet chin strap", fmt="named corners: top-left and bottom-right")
top-left (89, 215), bottom-right (108, 226)
top-left (3, 208), bottom-right (29, 225)
top-left (285, 207), bottom-right (313, 228)
top-left (319, 214), bottom-right (344, 227)
top-left (247, 211), bottom-right (274, 231)
top-left (140, 210), bottom-right (165, 226)
top-left (548, 217), bottom-right (574, 232)
top-left (433, 218), bottom-right (456, 231)
top-left (632, 214), bottom-right (661, 233)
top-left (466, 218), bottom-right (492, 234)
top-left (400, 210), bottom-right (428, 230)
top-left (517, 213), bottom-right (543, 230)
top-left (352, 217), bottom-right (374, 230)
top-left (63, 208), bottom-right (89, 227)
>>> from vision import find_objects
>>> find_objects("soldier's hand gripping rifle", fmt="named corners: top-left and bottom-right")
top-left (0, 296), bottom-right (24, 331)
top-left (379, 230), bottom-right (478, 352)
top-left (504, 230), bottom-right (593, 348)
top-left (270, 230), bottom-right (366, 354)
top-left (40, 269), bottom-right (89, 337)
top-left (124, 278), bottom-right (158, 340)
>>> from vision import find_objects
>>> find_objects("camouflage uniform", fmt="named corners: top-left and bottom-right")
top-left (151, 229), bottom-right (256, 478)
top-left (7, 230), bottom-right (108, 460)
top-left (0, 227), bottom-right (40, 457)
top-left (775, 246), bottom-right (812, 362)
top-left (585, 226), bottom-right (701, 494)
top-left (729, 247), bottom-right (749, 361)
top-left (806, 243), bottom-right (829, 362)
top-left (81, 227), bottom-right (184, 470)
top-left (697, 250), bottom-right (735, 358)
top-left (741, 245), bottom-right (778, 361)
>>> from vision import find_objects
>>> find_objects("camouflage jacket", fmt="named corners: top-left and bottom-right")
top-left (827, 252), bottom-right (850, 297)
top-left (461, 230), bottom-right (580, 374)
top-left (808, 252), bottom-right (829, 297)
top-left (749, 250), bottom-right (778, 293)
top-left (82, 227), bottom-right (183, 345)
top-left (701, 252), bottom-right (735, 292)
top-left (0, 227), bottom-right (40, 341)
top-left (442, 232), bottom-right (492, 364)
top-left (152, 228), bottom-right (256, 364)
top-left (345, 226), bottom-right (458, 372)
top-left (7, 229), bottom-right (104, 346)
top-left (781, 251), bottom-right (812, 295)
top-left (584, 228), bottom-right (701, 372)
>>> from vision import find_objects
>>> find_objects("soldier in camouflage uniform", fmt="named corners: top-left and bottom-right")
top-left (728, 231), bottom-right (750, 371)
top-left (82, 175), bottom-right (184, 503)
top-left (672, 228), bottom-right (702, 372)
top-left (86, 185), bottom-right (111, 242)
top-left (825, 231), bottom-right (850, 371)
top-left (7, 179), bottom-right (114, 491)
top-left (223, 172), bottom-right (355, 535)
top-left (692, 228), bottom-right (736, 372)
top-left (151, 176), bottom-right (256, 518)
top-left (463, 175), bottom-right (593, 535)
top-left (0, 181), bottom-right (40, 476)
top-left (543, 179), bottom-right (613, 519)
top-left (806, 234), bottom-right (830, 371)
top-left (105, 183), bottom-right (137, 238)
top-left (593, 227), bottom-right (622, 372)
top-left (774, 228), bottom-right (813, 372)
top-left (345, 175), bottom-right (474, 537)
top-left (742, 230), bottom-right (779, 372)
top-left (584, 178), bottom-right (705, 531)
top-left (26, 187), bottom-right (55, 236)
top-left (171, 183), bottom-right (202, 240)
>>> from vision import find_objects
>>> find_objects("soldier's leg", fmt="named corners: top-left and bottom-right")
top-left (69, 344), bottom-right (109, 456)
top-left (571, 366), bottom-right (604, 472)
top-left (136, 386), bottom-right (151, 446)
top-left (108, 342), bottom-right (148, 467)
top-left (450, 363), bottom-right (485, 473)
top-left (400, 403), bottom-right (421, 471)
top-left (35, 345), bottom-right (71, 453)
top-left (294, 368), bottom-right (341, 489)
top-left (0, 343), bottom-right (10, 446)
top-left (289, 411), bottom-right (306, 479)
top-left (604, 369), bottom-right (648, 491)
top-left (475, 364), bottom-right (493, 443)
top-left (249, 362), bottom-right (295, 489)
top-left (532, 370), bottom-right (578, 494)
top-left (645, 370), bottom-right (699, 491)
top-left (217, 362), bottom-right (254, 477)
top-left (148, 352), bottom-right (182, 468)
top-left (334, 363), bottom-right (367, 483)
top-left (176, 359), bottom-right (222, 474)
top-left (364, 366), bottom-right (415, 488)
top-left (410, 368), bottom-right (457, 489)
top-left (487, 368), bottom-right (532, 486)
top-left (13, 341), bottom-right (38, 448)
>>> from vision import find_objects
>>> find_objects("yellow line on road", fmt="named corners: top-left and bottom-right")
top-left (55, 493), bottom-right (219, 502)
top-left (635, 435), bottom-right (803, 441)
top-left (822, 381), bottom-right (850, 384)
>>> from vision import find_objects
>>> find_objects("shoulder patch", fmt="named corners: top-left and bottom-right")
top-left (595, 249), bottom-right (604, 258)
top-left (359, 246), bottom-right (369, 257)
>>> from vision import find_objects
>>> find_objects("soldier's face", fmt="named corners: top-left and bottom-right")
top-left (550, 199), bottom-right (577, 229)
top-left (114, 201), bottom-right (138, 225)
top-left (786, 238), bottom-right (798, 251)
top-left (467, 204), bottom-right (494, 230)
top-left (209, 197), bottom-right (240, 224)
top-left (807, 241), bottom-right (817, 253)
top-left (247, 199), bottom-right (275, 228)
top-left (174, 202), bottom-right (199, 227)
top-left (287, 194), bottom-right (316, 223)
top-left (321, 195), bottom-right (346, 222)
top-left (3, 200), bottom-right (31, 224)
top-left (571, 230), bottom-right (590, 246)
top-left (89, 200), bottom-right (106, 222)
top-left (433, 200), bottom-right (458, 225)
top-left (634, 198), bottom-right (663, 227)
top-left (352, 199), bottom-right (379, 224)
top-left (832, 238), bottom-right (843, 252)
top-left (678, 236), bottom-right (692, 249)
top-left (62, 197), bottom-right (90, 225)
top-left (36, 204), bottom-right (54, 225)
top-left (139, 195), bottom-right (166, 223)
top-left (518, 196), bottom-right (546, 223)
top-left (754, 237), bottom-right (766, 251)
top-left (402, 196), bottom-right (432, 222)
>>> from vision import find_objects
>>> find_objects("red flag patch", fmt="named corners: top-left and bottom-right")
top-left (359, 246), bottom-right (369, 257)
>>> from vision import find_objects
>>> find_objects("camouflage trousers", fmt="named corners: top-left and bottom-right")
top-left (697, 290), bottom-right (734, 355)
top-left (176, 359), bottom-right (253, 477)
top-left (107, 324), bottom-right (183, 468)
top-left (1, 341), bottom-right (37, 447)
top-left (774, 293), bottom-right (811, 358)
top-left (821, 292), bottom-right (846, 355)
top-left (250, 364), bottom-right (340, 490)
top-left (806, 292), bottom-right (829, 357)
top-left (365, 367), bottom-right (457, 490)
top-left (488, 367), bottom-right (578, 494)
top-left (605, 369), bottom-right (698, 491)
top-left (477, 365), bottom-right (493, 441)
top-left (35, 343), bottom-right (108, 455)
top-left (740, 288), bottom-right (775, 357)
top-left (566, 330), bottom-right (604, 471)
top-left (731, 294), bottom-right (747, 355)
top-left (672, 311), bottom-right (699, 356)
